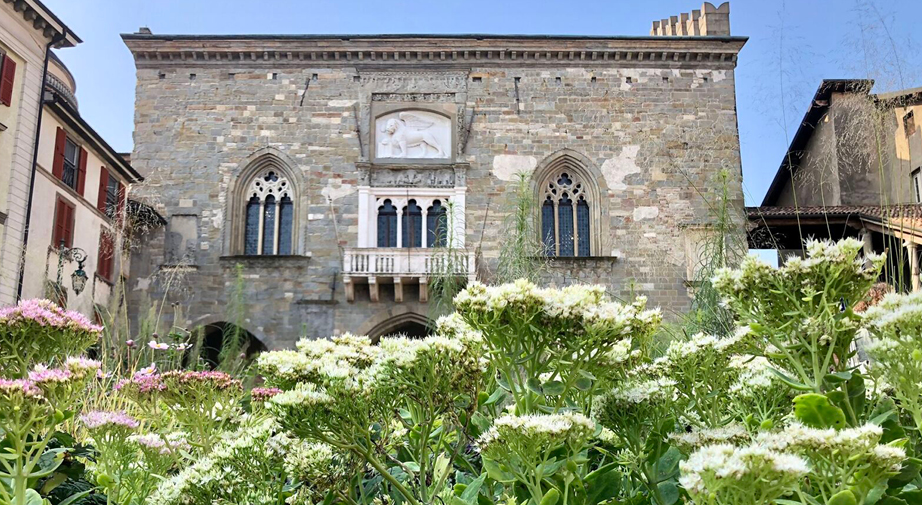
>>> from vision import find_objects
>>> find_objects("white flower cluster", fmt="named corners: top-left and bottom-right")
top-left (728, 355), bottom-right (785, 398)
top-left (605, 378), bottom-right (676, 405)
top-left (669, 424), bottom-right (750, 453)
top-left (597, 338), bottom-right (640, 366)
top-left (455, 280), bottom-right (660, 336)
top-left (129, 432), bottom-right (191, 455)
top-left (270, 383), bottom-right (333, 408)
top-left (259, 333), bottom-right (382, 387)
top-left (713, 239), bottom-right (884, 302)
top-left (478, 412), bottom-right (595, 454)
top-left (755, 423), bottom-right (905, 472)
top-left (679, 443), bottom-right (809, 497)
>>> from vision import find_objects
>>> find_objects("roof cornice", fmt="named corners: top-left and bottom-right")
top-left (5, 0), bottom-right (81, 47)
top-left (120, 33), bottom-right (747, 70)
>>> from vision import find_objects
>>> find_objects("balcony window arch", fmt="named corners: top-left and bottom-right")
top-left (229, 149), bottom-right (302, 256)
top-left (534, 150), bottom-right (604, 257)
top-left (377, 200), bottom-right (398, 247)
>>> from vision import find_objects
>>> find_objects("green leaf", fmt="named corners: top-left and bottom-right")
top-left (828, 490), bottom-right (857, 505)
top-left (574, 378), bottom-right (593, 391)
top-left (585, 465), bottom-right (622, 505)
top-left (404, 462), bottom-right (421, 473)
top-left (877, 498), bottom-right (909, 505)
top-left (57, 490), bottom-right (93, 505)
top-left (483, 388), bottom-right (506, 406)
top-left (540, 488), bottom-right (560, 505)
top-left (578, 369), bottom-right (598, 380)
top-left (24, 490), bottom-right (44, 505)
top-left (826, 371), bottom-right (853, 383)
top-left (460, 473), bottom-right (486, 505)
top-left (793, 393), bottom-right (846, 429)
top-left (527, 378), bottom-right (544, 395)
top-left (769, 368), bottom-right (814, 391)
top-left (656, 447), bottom-right (681, 482)
top-left (482, 458), bottom-right (516, 483)
top-left (543, 381), bottom-right (565, 396)
top-left (656, 481), bottom-right (679, 505)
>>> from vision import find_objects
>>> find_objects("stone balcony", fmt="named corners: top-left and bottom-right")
top-left (342, 248), bottom-right (476, 303)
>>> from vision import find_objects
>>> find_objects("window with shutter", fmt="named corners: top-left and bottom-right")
top-left (0, 53), bottom-right (16, 107)
top-left (52, 128), bottom-right (66, 179)
top-left (62, 138), bottom-right (80, 191)
top-left (53, 196), bottom-right (75, 248)
top-left (97, 230), bottom-right (115, 281)
top-left (96, 168), bottom-right (109, 213)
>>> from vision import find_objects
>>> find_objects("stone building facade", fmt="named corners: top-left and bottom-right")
top-left (122, 3), bottom-right (746, 349)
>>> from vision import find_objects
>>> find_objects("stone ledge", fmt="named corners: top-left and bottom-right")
top-left (219, 254), bottom-right (313, 267)
top-left (546, 256), bottom-right (620, 264)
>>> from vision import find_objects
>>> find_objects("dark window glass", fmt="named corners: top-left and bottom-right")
top-left (426, 200), bottom-right (447, 247)
top-left (105, 177), bottom-right (119, 218)
top-left (278, 196), bottom-right (293, 255)
top-left (62, 138), bottom-right (79, 190)
top-left (377, 200), bottom-right (397, 247)
top-left (262, 195), bottom-right (276, 255)
top-left (402, 200), bottom-right (422, 248)
top-left (542, 198), bottom-right (556, 256)
top-left (557, 194), bottom-right (574, 257)
top-left (577, 199), bottom-right (590, 257)
top-left (244, 196), bottom-right (260, 255)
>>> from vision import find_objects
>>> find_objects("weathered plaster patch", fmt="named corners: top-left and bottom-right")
top-left (210, 208), bottom-right (223, 229)
top-left (492, 155), bottom-right (537, 181)
top-left (601, 145), bottom-right (641, 190)
top-left (321, 183), bottom-right (355, 201)
top-left (633, 206), bottom-right (660, 221)
top-left (328, 99), bottom-right (356, 107)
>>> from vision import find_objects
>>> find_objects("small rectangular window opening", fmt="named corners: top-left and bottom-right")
top-left (158, 72), bottom-right (166, 80)
top-left (189, 73), bottom-right (196, 80)
top-left (662, 76), bottom-right (669, 83)
top-left (555, 76), bottom-right (562, 85)
top-left (625, 77), bottom-right (632, 84)
top-left (353, 75), bottom-right (361, 82)
top-left (270, 72), bottom-right (279, 80)
top-left (311, 73), bottom-right (318, 81)
top-left (905, 111), bottom-right (917, 137)
top-left (514, 77), bottom-right (521, 83)
top-left (590, 76), bottom-right (597, 84)
top-left (472, 76), bottom-right (482, 83)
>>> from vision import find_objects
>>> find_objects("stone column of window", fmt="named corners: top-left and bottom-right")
top-left (396, 207), bottom-right (404, 248)
top-left (257, 200), bottom-right (266, 255)
top-left (572, 200), bottom-right (579, 256)
top-left (420, 207), bottom-right (428, 249)
top-left (552, 199), bottom-right (560, 257)
top-left (273, 198), bottom-right (281, 254)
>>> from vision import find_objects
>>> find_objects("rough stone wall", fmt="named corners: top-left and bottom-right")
top-left (127, 61), bottom-right (743, 349)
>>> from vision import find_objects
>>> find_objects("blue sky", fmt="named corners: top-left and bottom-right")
top-left (42, 0), bottom-right (922, 206)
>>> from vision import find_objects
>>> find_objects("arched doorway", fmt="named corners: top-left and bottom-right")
top-left (365, 312), bottom-right (431, 342)
top-left (201, 321), bottom-right (267, 368)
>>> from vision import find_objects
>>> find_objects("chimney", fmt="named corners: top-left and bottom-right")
top-left (137, 27), bottom-right (152, 35)
top-left (650, 2), bottom-right (730, 36)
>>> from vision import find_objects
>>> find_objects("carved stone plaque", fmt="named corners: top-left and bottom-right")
top-left (370, 168), bottom-right (456, 188)
top-left (375, 110), bottom-right (451, 160)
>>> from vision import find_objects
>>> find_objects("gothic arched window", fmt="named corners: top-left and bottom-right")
top-left (540, 170), bottom-right (593, 257)
top-left (427, 200), bottom-right (447, 247)
top-left (377, 200), bottom-right (398, 247)
top-left (242, 170), bottom-right (294, 255)
top-left (402, 200), bottom-right (423, 248)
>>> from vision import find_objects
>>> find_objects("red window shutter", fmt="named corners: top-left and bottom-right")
top-left (64, 202), bottom-right (75, 248)
top-left (52, 128), bottom-right (66, 179)
top-left (96, 168), bottom-right (109, 213)
top-left (0, 56), bottom-right (16, 106)
top-left (76, 147), bottom-right (87, 196)
top-left (53, 198), bottom-right (65, 247)
top-left (117, 182), bottom-right (126, 219)
top-left (98, 231), bottom-right (114, 281)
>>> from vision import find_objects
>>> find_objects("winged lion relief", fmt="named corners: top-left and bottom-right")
top-left (376, 110), bottom-right (451, 159)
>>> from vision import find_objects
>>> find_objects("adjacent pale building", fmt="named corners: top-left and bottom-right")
top-left (0, 0), bottom-right (79, 305)
top-left (18, 52), bottom-right (143, 317)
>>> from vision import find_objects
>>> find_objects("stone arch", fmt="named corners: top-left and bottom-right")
top-left (199, 321), bottom-right (268, 368)
top-left (358, 306), bottom-right (431, 342)
top-left (224, 147), bottom-right (306, 255)
top-left (531, 149), bottom-right (609, 256)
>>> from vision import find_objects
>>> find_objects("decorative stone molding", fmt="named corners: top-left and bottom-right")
top-left (121, 34), bottom-right (747, 70)
top-left (370, 102), bottom-right (458, 164)
top-left (372, 93), bottom-right (456, 102)
top-left (356, 162), bottom-right (469, 188)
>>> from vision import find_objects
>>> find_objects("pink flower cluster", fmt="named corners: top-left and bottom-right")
top-left (0, 299), bottom-right (103, 334)
top-left (0, 378), bottom-right (42, 398)
top-left (79, 410), bottom-right (140, 430)
top-left (28, 365), bottom-right (72, 384)
top-left (116, 370), bottom-right (166, 394)
top-left (128, 433), bottom-right (191, 454)
top-left (65, 357), bottom-right (102, 378)
top-left (250, 387), bottom-right (282, 402)
top-left (161, 370), bottom-right (242, 391)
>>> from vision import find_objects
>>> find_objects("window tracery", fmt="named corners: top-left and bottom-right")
top-left (243, 170), bottom-right (294, 255)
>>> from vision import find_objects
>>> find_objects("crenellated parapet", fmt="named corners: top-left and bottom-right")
top-left (651, 2), bottom-right (731, 37)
